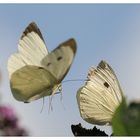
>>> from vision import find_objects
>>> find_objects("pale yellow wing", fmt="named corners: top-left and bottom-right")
top-left (8, 22), bottom-right (48, 78)
top-left (41, 38), bottom-right (77, 83)
top-left (8, 22), bottom-right (77, 103)
top-left (10, 65), bottom-right (58, 102)
top-left (77, 60), bottom-right (123, 125)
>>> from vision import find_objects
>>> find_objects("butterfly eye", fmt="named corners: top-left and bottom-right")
top-left (57, 56), bottom-right (62, 61)
top-left (104, 82), bottom-right (109, 88)
top-left (47, 62), bottom-right (51, 66)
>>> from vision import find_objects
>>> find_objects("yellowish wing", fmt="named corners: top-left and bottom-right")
top-left (77, 60), bottom-right (123, 125)
top-left (41, 38), bottom-right (77, 82)
top-left (8, 22), bottom-right (48, 78)
top-left (10, 65), bottom-right (58, 102)
top-left (8, 22), bottom-right (77, 103)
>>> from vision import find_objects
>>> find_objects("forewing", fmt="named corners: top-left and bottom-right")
top-left (10, 65), bottom-right (57, 102)
top-left (97, 60), bottom-right (123, 102)
top-left (41, 38), bottom-right (77, 82)
top-left (8, 22), bottom-right (48, 78)
top-left (77, 60), bottom-right (123, 125)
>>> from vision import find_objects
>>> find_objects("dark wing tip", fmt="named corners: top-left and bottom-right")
top-left (98, 60), bottom-right (108, 69)
top-left (98, 60), bottom-right (116, 77)
top-left (60, 38), bottom-right (77, 54)
top-left (21, 22), bottom-right (45, 42)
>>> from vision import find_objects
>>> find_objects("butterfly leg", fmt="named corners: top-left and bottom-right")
top-left (48, 89), bottom-right (54, 113)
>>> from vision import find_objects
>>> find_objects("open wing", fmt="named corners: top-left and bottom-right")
top-left (8, 22), bottom-right (48, 78)
top-left (8, 23), bottom-right (77, 102)
top-left (41, 38), bottom-right (77, 83)
top-left (77, 60), bottom-right (123, 125)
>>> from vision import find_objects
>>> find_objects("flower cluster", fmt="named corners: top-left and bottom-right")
top-left (0, 105), bottom-right (28, 136)
top-left (71, 123), bottom-right (108, 136)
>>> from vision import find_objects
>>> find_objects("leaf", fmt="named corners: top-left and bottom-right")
top-left (124, 101), bottom-right (140, 135)
top-left (112, 98), bottom-right (140, 136)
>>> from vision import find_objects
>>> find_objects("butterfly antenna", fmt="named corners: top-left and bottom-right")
top-left (62, 79), bottom-right (88, 84)
top-left (40, 97), bottom-right (45, 113)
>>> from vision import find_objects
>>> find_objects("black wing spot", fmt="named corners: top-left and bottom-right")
top-left (57, 56), bottom-right (62, 61)
top-left (104, 82), bottom-right (109, 88)
top-left (47, 62), bottom-right (51, 66)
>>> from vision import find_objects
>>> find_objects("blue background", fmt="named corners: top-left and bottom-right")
top-left (0, 4), bottom-right (140, 136)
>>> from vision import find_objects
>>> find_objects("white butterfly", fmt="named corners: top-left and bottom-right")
top-left (77, 60), bottom-right (123, 125)
top-left (8, 22), bottom-right (77, 103)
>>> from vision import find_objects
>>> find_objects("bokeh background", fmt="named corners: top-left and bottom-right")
top-left (0, 4), bottom-right (140, 136)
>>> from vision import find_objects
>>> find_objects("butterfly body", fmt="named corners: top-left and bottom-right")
top-left (77, 60), bottom-right (123, 125)
top-left (8, 22), bottom-right (76, 102)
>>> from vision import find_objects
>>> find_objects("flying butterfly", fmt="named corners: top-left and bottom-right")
top-left (8, 22), bottom-right (77, 103)
top-left (77, 60), bottom-right (123, 125)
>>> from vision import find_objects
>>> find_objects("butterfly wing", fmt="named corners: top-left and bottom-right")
top-left (8, 22), bottom-right (48, 78)
top-left (8, 22), bottom-right (76, 102)
top-left (77, 60), bottom-right (123, 125)
top-left (41, 38), bottom-right (77, 83)
top-left (8, 22), bottom-right (51, 102)
top-left (10, 65), bottom-right (58, 102)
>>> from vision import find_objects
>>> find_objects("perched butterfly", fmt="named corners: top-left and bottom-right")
top-left (8, 22), bottom-right (77, 103)
top-left (77, 60), bottom-right (123, 125)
